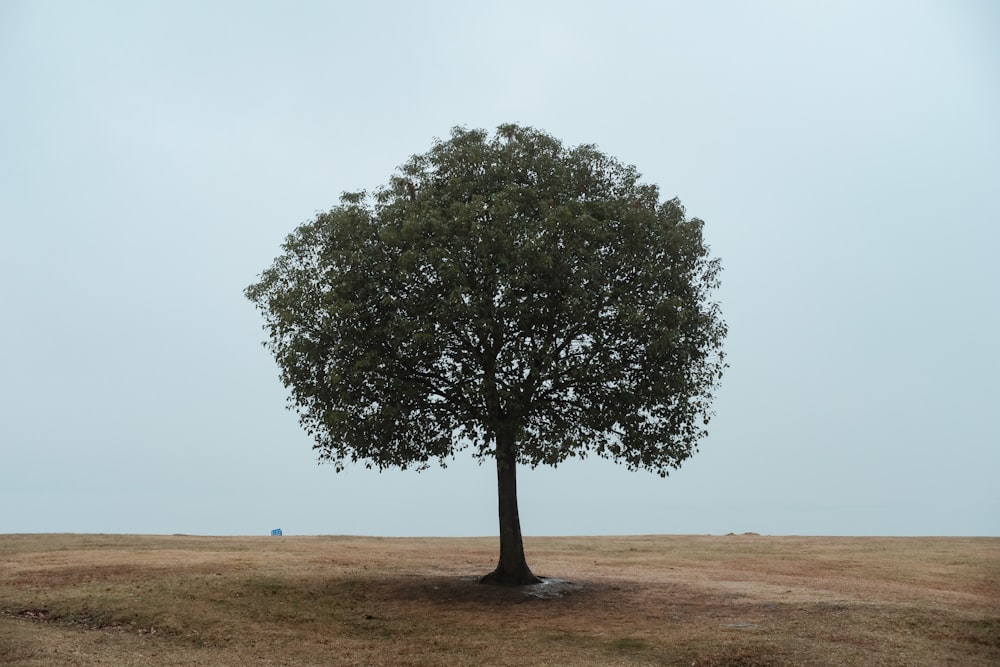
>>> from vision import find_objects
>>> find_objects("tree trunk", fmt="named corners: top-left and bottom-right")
top-left (480, 424), bottom-right (541, 586)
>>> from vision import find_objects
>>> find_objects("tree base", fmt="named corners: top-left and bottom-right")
top-left (479, 565), bottom-right (542, 587)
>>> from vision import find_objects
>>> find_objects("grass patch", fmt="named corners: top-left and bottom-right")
top-left (1, 534), bottom-right (997, 666)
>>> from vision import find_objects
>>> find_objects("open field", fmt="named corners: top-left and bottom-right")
top-left (1, 534), bottom-right (997, 666)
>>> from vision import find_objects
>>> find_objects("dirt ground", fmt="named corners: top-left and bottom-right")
top-left (1, 534), bottom-right (997, 665)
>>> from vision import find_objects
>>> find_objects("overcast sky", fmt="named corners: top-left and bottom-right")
top-left (2, 1), bottom-right (997, 538)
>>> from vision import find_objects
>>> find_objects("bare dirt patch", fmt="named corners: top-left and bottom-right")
top-left (1, 534), bottom-right (997, 666)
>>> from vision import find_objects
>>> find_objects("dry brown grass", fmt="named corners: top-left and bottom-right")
top-left (1, 533), bottom-right (997, 666)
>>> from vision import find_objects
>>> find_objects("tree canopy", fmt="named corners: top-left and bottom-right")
top-left (246, 124), bottom-right (726, 584)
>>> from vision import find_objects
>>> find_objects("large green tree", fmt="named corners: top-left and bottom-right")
top-left (246, 125), bottom-right (726, 585)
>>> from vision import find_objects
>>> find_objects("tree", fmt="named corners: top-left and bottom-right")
top-left (245, 125), bottom-right (726, 586)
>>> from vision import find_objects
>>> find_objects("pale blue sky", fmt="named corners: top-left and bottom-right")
top-left (2, 1), bottom-right (998, 537)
